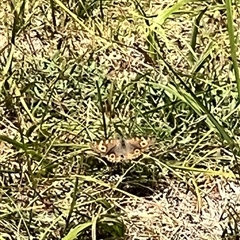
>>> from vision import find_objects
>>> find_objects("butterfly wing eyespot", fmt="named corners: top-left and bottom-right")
top-left (97, 142), bottom-right (107, 153)
top-left (99, 145), bottom-right (107, 152)
top-left (108, 153), bottom-right (116, 162)
top-left (140, 139), bottom-right (149, 148)
top-left (134, 149), bottom-right (141, 155)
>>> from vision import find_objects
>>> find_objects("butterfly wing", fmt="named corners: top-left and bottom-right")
top-left (90, 139), bottom-right (123, 162)
top-left (90, 137), bottom-right (153, 162)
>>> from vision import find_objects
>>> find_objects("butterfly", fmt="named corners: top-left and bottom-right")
top-left (90, 137), bottom-right (153, 162)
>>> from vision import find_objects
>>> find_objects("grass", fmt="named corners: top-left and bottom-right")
top-left (0, 0), bottom-right (240, 239)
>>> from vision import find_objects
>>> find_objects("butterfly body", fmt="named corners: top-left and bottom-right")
top-left (90, 137), bottom-right (153, 162)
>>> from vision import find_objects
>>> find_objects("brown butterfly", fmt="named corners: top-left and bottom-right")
top-left (90, 137), bottom-right (153, 162)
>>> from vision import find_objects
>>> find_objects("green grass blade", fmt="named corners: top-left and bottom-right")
top-left (154, 0), bottom-right (193, 25)
top-left (62, 222), bottom-right (92, 240)
top-left (96, 80), bottom-right (108, 138)
top-left (225, 0), bottom-right (240, 100)
top-left (189, 7), bottom-right (208, 63)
